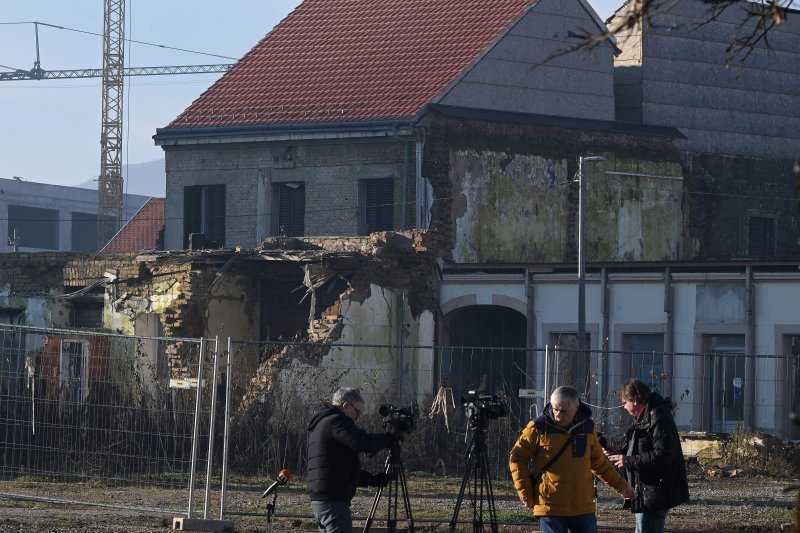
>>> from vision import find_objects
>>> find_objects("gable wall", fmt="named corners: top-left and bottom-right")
top-left (440, 0), bottom-right (616, 121)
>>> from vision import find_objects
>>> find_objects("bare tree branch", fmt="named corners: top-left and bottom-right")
top-left (547, 0), bottom-right (795, 66)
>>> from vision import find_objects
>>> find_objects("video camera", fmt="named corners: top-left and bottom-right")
top-left (461, 390), bottom-right (509, 425)
top-left (379, 403), bottom-right (418, 435)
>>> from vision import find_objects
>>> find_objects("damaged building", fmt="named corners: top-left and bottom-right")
top-left (2, 0), bottom-right (799, 441)
top-left (0, 232), bottom-right (437, 414)
top-left (146, 0), bottom-right (800, 437)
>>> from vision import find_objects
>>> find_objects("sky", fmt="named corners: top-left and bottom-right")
top-left (0, 0), bottom-right (622, 192)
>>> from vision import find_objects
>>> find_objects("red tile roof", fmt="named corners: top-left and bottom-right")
top-left (102, 197), bottom-right (165, 252)
top-left (168, 0), bottom-right (533, 129)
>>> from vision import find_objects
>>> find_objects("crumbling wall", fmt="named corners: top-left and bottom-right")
top-left (229, 233), bottom-right (437, 472)
top-left (0, 253), bottom-right (142, 328)
top-left (420, 111), bottom-right (686, 264)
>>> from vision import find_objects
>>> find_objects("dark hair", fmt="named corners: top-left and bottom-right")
top-left (618, 378), bottom-right (652, 404)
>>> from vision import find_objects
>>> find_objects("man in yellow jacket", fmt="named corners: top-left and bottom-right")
top-left (510, 386), bottom-right (634, 533)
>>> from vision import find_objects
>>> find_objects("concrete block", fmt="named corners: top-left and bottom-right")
top-left (172, 517), bottom-right (235, 532)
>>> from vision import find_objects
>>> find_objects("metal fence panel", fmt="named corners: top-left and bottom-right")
top-left (0, 324), bottom-right (213, 515)
top-left (3, 329), bottom-right (794, 522)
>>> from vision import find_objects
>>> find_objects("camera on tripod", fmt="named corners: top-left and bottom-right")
top-left (461, 390), bottom-right (509, 424)
top-left (379, 404), bottom-right (417, 435)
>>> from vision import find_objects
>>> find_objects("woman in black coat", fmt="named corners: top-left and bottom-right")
top-left (606, 379), bottom-right (690, 533)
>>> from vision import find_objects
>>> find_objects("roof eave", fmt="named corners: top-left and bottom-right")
top-left (153, 119), bottom-right (417, 146)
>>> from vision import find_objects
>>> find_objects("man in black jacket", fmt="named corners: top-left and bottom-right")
top-left (307, 387), bottom-right (392, 532)
top-left (607, 379), bottom-right (690, 533)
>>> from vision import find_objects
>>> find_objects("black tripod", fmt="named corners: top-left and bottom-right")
top-left (449, 421), bottom-right (499, 533)
top-left (363, 439), bottom-right (414, 532)
top-left (263, 486), bottom-right (281, 533)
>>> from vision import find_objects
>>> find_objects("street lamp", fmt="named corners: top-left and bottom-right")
top-left (576, 155), bottom-right (606, 358)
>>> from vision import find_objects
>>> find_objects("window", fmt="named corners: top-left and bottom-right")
top-left (71, 212), bottom-right (100, 252)
top-left (625, 334), bottom-right (665, 392)
top-left (8, 204), bottom-right (59, 249)
top-left (273, 182), bottom-right (305, 237)
top-left (60, 340), bottom-right (88, 404)
top-left (72, 301), bottom-right (103, 328)
top-left (184, 185), bottom-right (225, 248)
top-left (789, 335), bottom-right (800, 439)
top-left (359, 178), bottom-right (394, 234)
top-left (748, 215), bottom-right (775, 258)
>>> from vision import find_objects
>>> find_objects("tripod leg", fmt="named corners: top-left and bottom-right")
top-left (449, 435), bottom-right (477, 532)
top-left (397, 458), bottom-right (414, 532)
top-left (363, 455), bottom-right (392, 533)
top-left (479, 447), bottom-right (499, 533)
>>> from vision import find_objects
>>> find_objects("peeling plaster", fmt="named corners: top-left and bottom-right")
top-left (450, 149), bottom-right (684, 263)
top-left (452, 150), bottom-right (569, 263)
top-left (591, 170), bottom-right (683, 261)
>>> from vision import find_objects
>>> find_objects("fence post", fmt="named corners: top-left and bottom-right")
top-left (203, 336), bottom-right (221, 519)
top-left (187, 337), bottom-right (206, 518)
top-left (220, 337), bottom-right (234, 520)
top-left (544, 344), bottom-right (550, 413)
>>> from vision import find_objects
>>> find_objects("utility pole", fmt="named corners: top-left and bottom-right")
top-left (576, 156), bottom-right (605, 359)
top-left (97, 0), bottom-right (125, 248)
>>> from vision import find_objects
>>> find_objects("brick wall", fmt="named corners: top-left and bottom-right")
top-left (0, 253), bottom-right (141, 293)
top-left (163, 139), bottom-right (413, 250)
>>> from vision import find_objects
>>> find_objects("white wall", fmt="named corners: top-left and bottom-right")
top-left (440, 268), bottom-right (800, 437)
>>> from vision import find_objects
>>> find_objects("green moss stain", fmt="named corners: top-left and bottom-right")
top-left (453, 150), bottom-right (568, 263)
top-left (451, 148), bottom-right (684, 263)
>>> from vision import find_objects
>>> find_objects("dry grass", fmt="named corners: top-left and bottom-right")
top-left (1, 472), bottom-right (796, 532)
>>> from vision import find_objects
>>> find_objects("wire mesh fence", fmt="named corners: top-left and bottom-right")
top-left (0, 324), bottom-right (214, 515)
top-left (1, 328), bottom-right (797, 521)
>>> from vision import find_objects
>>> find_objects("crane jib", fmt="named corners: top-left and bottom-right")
top-left (0, 64), bottom-right (233, 81)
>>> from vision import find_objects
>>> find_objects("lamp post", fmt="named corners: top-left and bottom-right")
top-left (576, 156), bottom-right (606, 358)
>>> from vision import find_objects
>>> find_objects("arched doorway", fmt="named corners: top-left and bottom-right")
top-left (442, 305), bottom-right (527, 412)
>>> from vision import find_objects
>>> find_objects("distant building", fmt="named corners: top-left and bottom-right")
top-left (0, 178), bottom-right (150, 253)
top-left (102, 197), bottom-right (165, 253)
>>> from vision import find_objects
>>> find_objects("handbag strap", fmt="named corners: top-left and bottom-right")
top-left (529, 423), bottom-right (582, 485)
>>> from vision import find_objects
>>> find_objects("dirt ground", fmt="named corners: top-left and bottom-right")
top-left (0, 476), bottom-right (796, 532)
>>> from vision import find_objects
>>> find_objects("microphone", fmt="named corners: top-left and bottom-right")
top-left (261, 469), bottom-right (292, 498)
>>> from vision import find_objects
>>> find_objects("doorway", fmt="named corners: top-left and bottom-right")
top-left (708, 334), bottom-right (745, 433)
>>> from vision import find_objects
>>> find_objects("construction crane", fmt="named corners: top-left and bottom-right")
top-left (0, 2), bottom-right (233, 248)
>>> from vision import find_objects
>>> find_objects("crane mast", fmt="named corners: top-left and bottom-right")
top-left (0, 12), bottom-right (234, 250)
top-left (97, 0), bottom-right (125, 247)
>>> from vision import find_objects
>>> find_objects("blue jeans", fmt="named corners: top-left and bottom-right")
top-left (311, 500), bottom-right (352, 533)
top-left (635, 510), bottom-right (667, 533)
top-left (539, 513), bottom-right (598, 533)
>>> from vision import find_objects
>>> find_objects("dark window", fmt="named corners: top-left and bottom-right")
top-left (184, 185), bottom-right (225, 248)
top-left (8, 204), bottom-right (59, 249)
top-left (748, 216), bottom-right (775, 258)
top-left (359, 178), bottom-right (394, 234)
top-left (72, 212), bottom-right (99, 252)
top-left (72, 300), bottom-right (103, 328)
top-left (625, 334), bottom-right (665, 393)
top-left (273, 183), bottom-right (305, 237)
